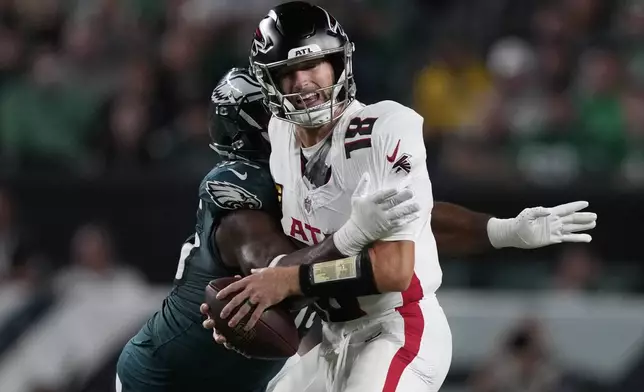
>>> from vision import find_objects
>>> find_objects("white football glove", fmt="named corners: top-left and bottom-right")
top-left (487, 201), bottom-right (597, 249)
top-left (333, 172), bottom-right (421, 256)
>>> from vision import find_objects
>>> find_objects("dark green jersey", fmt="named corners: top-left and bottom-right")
top-left (165, 159), bottom-right (281, 326)
top-left (117, 160), bottom-right (290, 392)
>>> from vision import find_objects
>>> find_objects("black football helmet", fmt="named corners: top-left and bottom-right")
top-left (209, 67), bottom-right (272, 162)
top-left (249, 1), bottom-right (356, 128)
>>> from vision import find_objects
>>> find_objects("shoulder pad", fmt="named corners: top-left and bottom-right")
top-left (355, 101), bottom-right (419, 122)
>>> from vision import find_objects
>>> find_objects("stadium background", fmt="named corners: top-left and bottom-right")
top-left (0, 0), bottom-right (643, 391)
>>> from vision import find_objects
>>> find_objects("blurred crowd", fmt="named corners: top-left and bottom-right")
top-left (415, 0), bottom-right (644, 189)
top-left (0, 0), bottom-right (641, 187)
top-left (0, 1), bottom-right (643, 391)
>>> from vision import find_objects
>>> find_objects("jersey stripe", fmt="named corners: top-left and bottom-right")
top-left (382, 273), bottom-right (425, 391)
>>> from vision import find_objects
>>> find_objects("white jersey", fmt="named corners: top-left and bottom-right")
top-left (269, 100), bottom-right (441, 321)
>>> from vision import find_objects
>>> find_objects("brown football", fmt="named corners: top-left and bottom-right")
top-left (204, 277), bottom-right (300, 360)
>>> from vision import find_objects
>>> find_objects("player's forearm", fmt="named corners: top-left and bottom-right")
top-left (368, 240), bottom-right (415, 292)
top-left (273, 235), bottom-right (344, 267)
top-left (431, 202), bottom-right (494, 256)
top-left (235, 238), bottom-right (297, 275)
top-left (216, 210), bottom-right (303, 275)
top-left (283, 240), bottom-right (415, 297)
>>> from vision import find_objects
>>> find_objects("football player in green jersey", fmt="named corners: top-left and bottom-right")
top-left (115, 68), bottom-right (421, 392)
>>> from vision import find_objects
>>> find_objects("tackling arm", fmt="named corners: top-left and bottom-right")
top-left (431, 202), bottom-right (494, 256)
top-left (431, 200), bottom-right (597, 253)
top-left (216, 207), bottom-right (412, 295)
top-left (215, 209), bottom-right (342, 275)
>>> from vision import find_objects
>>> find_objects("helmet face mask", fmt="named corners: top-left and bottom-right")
top-left (209, 68), bottom-right (272, 162)
top-left (249, 2), bottom-right (357, 128)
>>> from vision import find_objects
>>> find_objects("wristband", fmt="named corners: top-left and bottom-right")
top-left (298, 247), bottom-right (379, 298)
top-left (486, 217), bottom-right (515, 249)
top-left (332, 220), bottom-right (369, 256)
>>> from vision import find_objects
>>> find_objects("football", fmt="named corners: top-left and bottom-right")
top-left (204, 277), bottom-right (300, 360)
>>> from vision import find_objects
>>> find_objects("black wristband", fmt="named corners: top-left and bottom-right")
top-left (298, 247), bottom-right (380, 298)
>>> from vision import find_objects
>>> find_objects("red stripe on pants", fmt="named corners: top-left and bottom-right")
top-left (382, 274), bottom-right (425, 391)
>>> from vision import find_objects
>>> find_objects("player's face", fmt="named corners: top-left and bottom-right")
top-left (277, 59), bottom-right (335, 109)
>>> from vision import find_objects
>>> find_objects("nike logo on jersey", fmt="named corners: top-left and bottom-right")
top-left (386, 139), bottom-right (401, 162)
top-left (227, 168), bottom-right (248, 180)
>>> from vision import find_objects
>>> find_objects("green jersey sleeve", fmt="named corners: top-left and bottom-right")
top-left (198, 160), bottom-right (280, 223)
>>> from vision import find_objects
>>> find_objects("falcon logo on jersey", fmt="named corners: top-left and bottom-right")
top-left (392, 153), bottom-right (412, 174)
top-left (206, 180), bottom-right (262, 210)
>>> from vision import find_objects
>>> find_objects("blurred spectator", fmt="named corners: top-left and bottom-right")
top-left (480, 37), bottom-right (543, 139)
top-left (616, 0), bottom-right (644, 88)
top-left (0, 46), bottom-right (101, 173)
top-left (561, 0), bottom-right (605, 40)
top-left (0, 223), bottom-right (153, 392)
top-left (0, 188), bottom-right (22, 279)
top-left (55, 223), bottom-right (139, 287)
top-left (152, 99), bottom-right (217, 176)
top-left (118, 56), bottom-right (169, 132)
top-left (530, 4), bottom-right (579, 92)
top-left (573, 46), bottom-right (628, 175)
top-left (514, 92), bottom-right (581, 186)
top-left (473, 37), bottom-right (582, 186)
top-left (551, 245), bottom-right (602, 293)
top-left (620, 88), bottom-right (644, 185)
top-left (430, 38), bottom-right (540, 182)
top-left (156, 25), bottom-right (205, 125)
top-left (0, 250), bottom-right (54, 358)
top-left (413, 37), bottom-right (491, 139)
top-left (470, 319), bottom-right (564, 392)
top-left (13, 0), bottom-right (64, 46)
top-left (58, 18), bottom-right (120, 100)
top-left (0, 26), bottom-right (24, 88)
top-left (532, 4), bottom-right (571, 44)
top-left (94, 92), bottom-right (153, 175)
top-left (0, 240), bottom-right (48, 333)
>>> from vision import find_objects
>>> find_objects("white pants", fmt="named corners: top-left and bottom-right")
top-left (267, 296), bottom-right (452, 392)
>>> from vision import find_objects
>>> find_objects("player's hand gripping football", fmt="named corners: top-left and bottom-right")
top-left (333, 172), bottom-right (421, 255)
top-left (487, 201), bottom-right (597, 249)
top-left (213, 178), bottom-right (421, 331)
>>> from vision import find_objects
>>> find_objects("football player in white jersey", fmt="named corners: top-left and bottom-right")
top-left (213, 2), bottom-right (598, 391)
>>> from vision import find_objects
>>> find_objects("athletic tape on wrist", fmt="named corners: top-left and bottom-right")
top-left (298, 247), bottom-right (379, 298)
top-left (486, 217), bottom-right (513, 249)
